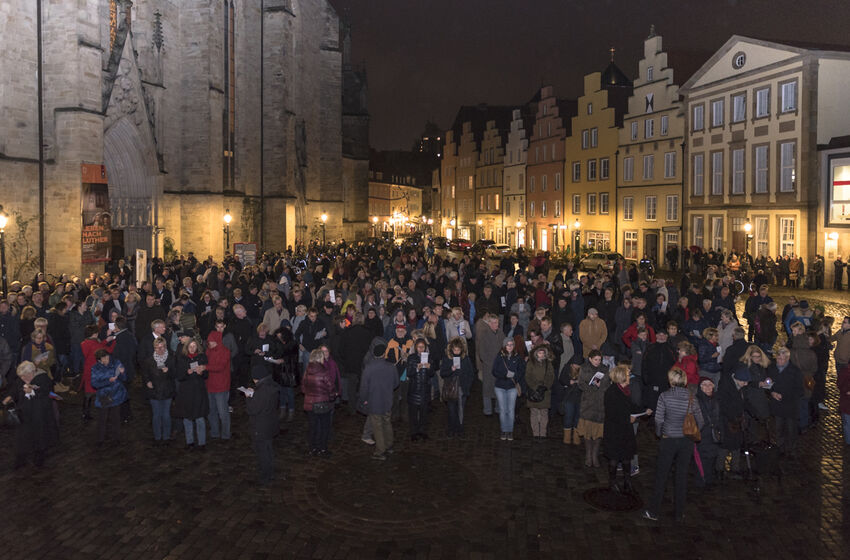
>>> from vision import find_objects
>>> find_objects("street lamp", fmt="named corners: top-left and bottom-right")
top-left (0, 206), bottom-right (8, 296)
top-left (559, 224), bottom-right (567, 251)
top-left (573, 219), bottom-right (581, 256)
top-left (372, 216), bottom-right (378, 236)
top-left (743, 219), bottom-right (753, 261)
top-left (320, 212), bottom-right (328, 245)
top-left (223, 209), bottom-right (232, 255)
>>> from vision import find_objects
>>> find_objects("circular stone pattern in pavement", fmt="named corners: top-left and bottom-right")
top-left (315, 452), bottom-right (480, 522)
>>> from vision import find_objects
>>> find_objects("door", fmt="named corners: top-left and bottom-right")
top-left (644, 232), bottom-right (658, 262)
top-left (110, 229), bottom-right (125, 265)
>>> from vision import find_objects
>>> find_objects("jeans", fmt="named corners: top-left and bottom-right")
top-left (279, 386), bottom-right (295, 410)
top-left (494, 387), bottom-right (517, 432)
top-left (183, 417), bottom-right (207, 446)
top-left (208, 392), bottom-right (231, 439)
top-left (648, 436), bottom-right (694, 519)
top-left (482, 393), bottom-right (500, 416)
top-left (842, 413), bottom-right (850, 445)
top-left (308, 411), bottom-right (332, 451)
top-left (150, 398), bottom-right (172, 441)
top-left (562, 399), bottom-right (580, 429)
top-left (70, 344), bottom-right (84, 375)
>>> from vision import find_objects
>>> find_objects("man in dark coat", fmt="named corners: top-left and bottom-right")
top-left (721, 327), bottom-right (749, 379)
top-left (135, 293), bottom-right (167, 342)
top-left (112, 316), bottom-right (138, 422)
top-left (360, 344), bottom-right (399, 460)
top-left (770, 348), bottom-right (803, 457)
top-left (339, 313), bottom-right (375, 413)
top-left (641, 330), bottom-right (676, 410)
top-left (245, 365), bottom-right (280, 486)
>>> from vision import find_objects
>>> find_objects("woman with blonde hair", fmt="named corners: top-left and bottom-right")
top-left (603, 364), bottom-right (652, 493)
top-left (642, 367), bottom-right (704, 522)
top-left (302, 347), bottom-right (335, 456)
top-left (2, 361), bottom-right (58, 468)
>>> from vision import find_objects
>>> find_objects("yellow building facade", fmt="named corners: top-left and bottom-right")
top-left (564, 66), bottom-right (630, 254)
top-left (617, 30), bottom-right (685, 267)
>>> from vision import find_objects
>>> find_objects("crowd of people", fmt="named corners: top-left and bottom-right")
top-left (1, 239), bottom-right (850, 519)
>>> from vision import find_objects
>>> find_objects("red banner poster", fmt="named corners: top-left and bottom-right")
top-left (81, 163), bottom-right (112, 264)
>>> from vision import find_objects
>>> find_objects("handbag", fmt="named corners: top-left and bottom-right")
top-left (311, 401), bottom-right (332, 414)
top-left (441, 375), bottom-right (459, 401)
top-left (683, 394), bottom-right (701, 442)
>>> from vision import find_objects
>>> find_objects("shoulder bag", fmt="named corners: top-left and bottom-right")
top-left (683, 393), bottom-right (701, 442)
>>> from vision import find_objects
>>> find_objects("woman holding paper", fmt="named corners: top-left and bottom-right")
top-left (406, 338), bottom-right (435, 441)
top-left (91, 349), bottom-right (127, 446)
top-left (175, 339), bottom-right (209, 450)
top-left (440, 337), bottom-right (474, 437)
top-left (492, 338), bottom-right (525, 441)
top-left (577, 350), bottom-right (611, 467)
top-left (602, 365), bottom-right (652, 493)
top-left (2, 361), bottom-right (58, 468)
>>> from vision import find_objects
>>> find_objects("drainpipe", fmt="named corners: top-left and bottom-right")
top-left (259, 0), bottom-right (265, 249)
top-left (37, 0), bottom-right (45, 271)
top-left (680, 139), bottom-right (686, 271)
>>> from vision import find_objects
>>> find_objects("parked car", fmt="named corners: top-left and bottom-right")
top-left (471, 239), bottom-right (495, 254)
top-left (579, 252), bottom-right (625, 271)
top-left (485, 244), bottom-right (512, 258)
top-left (449, 238), bottom-right (472, 251)
top-left (431, 236), bottom-right (449, 249)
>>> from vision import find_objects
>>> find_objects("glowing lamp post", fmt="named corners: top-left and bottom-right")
top-left (320, 212), bottom-right (328, 245)
top-left (223, 209), bottom-right (232, 255)
top-left (573, 219), bottom-right (581, 255)
top-left (0, 207), bottom-right (8, 296)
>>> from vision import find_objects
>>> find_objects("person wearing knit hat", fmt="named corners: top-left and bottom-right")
top-left (245, 362), bottom-right (280, 486)
top-left (732, 363), bottom-right (751, 383)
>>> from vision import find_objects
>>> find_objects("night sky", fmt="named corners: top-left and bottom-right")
top-left (328, 0), bottom-right (850, 151)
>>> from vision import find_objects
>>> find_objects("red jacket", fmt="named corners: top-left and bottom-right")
top-left (676, 354), bottom-right (700, 386)
top-left (205, 331), bottom-right (231, 393)
top-left (81, 338), bottom-right (115, 394)
top-left (622, 323), bottom-right (656, 348)
top-left (838, 364), bottom-right (850, 415)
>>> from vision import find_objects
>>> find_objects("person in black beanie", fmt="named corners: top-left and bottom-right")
top-left (245, 364), bottom-right (280, 486)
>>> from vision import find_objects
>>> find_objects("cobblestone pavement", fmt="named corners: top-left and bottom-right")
top-left (1, 291), bottom-right (850, 559)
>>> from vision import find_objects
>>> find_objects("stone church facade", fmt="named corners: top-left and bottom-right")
top-left (0, 0), bottom-right (369, 277)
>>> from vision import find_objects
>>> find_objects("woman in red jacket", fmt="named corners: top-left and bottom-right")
top-left (79, 324), bottom-right (115, 420)
top-left (674, 340), bottom-right (700, 389)
top-left (206, 323), bottom-right (232, 441)
top-left (302, 349), bottom-right (335, 457)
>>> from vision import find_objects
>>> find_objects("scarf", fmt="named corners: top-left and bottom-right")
top-left (154, 349), bottom-right (169, 369)
top-left (618, 383), bottom-right (631, 397)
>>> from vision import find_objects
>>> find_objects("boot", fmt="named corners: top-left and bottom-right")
top-left (572, 429), bottom-right (582, 445)
top-left (608, 460), bottom-right (620, 493)
top-left (82, 396), bottom-right (93, 421)
top-left (286, 408), bottom-right (294, 422)
top-left (563, 429), bottom-right (570, 445)
top-left (591, 439), bottom-right (602, 468)
top-left (584, 439), bottom-right (593, 467)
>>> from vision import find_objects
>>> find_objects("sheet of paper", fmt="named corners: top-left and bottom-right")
top-left (420, 352), bottom-right (429, 364)
top-left (453, 357), bottom-right (461, 368)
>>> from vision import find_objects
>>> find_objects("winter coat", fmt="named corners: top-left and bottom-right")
top-left (22, 341), bottom-right (55, 377)
top-left (696, 387), bottom-right (722, 453)
top-left (718, 377), bottom-right (745, 451)
top-left (174, 353), bottom-right (210, 419)
top-left (675, 354), bottom-right (700, 386)
top-left (440, 354), bottom-right (474, 396)
top-left (754, 307), bottom-right (778, 346)
top-left (142, 350), bottom-right (176, 401)
top-left (832, 328), bottom-right (850, 367)
top-left (525, 346), bottom-right (555, 409)
top-left (273, 330), bottom-right (301, 387)
top-left (788, 334), bottom-right (817, 377)
top-left (359, 357), bottom-right (400, 414)
top-left (112, 330), bottom-right (138, 383)
top-left (46, 311), bottom-right (71, 355)
top-left (602, 384), bottom-right (644, 461)
top-left (475, 320), bottom-right (504, 399)
top-left (492, 351), bottom-right (526, 391)
top-left (339, 324), bottom-right (375, 376)
top-left (696, 338), bottom-right (721, 373)
top-left (301, 362), bottom-right (334, 412)
top-left (91, 358), bottom-right (127, 408)
top-left (721, 339), bottom-right (749, 376)
top-left (406, 352), bottom-right (435, 406)
top-left (80, 338), bottom-right (115, 394)
top-left (8, 372), bottom-right (59, 455)
top-left (768, 362), bottom-right (803, 418)
top-left (622, 323), bottom-right (656, 349)
top-left (578, 317), bottom-right (607, 357)
top-left (838, 365), bottom-right (850, 415)
top-left (641, 342), bottom-right (675, 391)
top-left (578, 361), bottom-right (611, 423)
top-left (246, 375), bottom-right (280, 440)
top-left (205, 331), bottom-right (232, 393)
top-left (629, 337), bottom-right (648, 378)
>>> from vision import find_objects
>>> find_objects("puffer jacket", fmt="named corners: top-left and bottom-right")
top-left (205, 331), bottom-right (231, 393)
top-left (578, 360), bottom-right (611, 422)
top-left (675, 354), bottom-right (700, 385)
top-left (406, 351), bottom-right (435, 406)
top-left (301, 362), bottom-right (334, 412)
top-left (696, 338), bottom-right (721, 373)
top-left (91, 358), bottom-right (127, 408)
